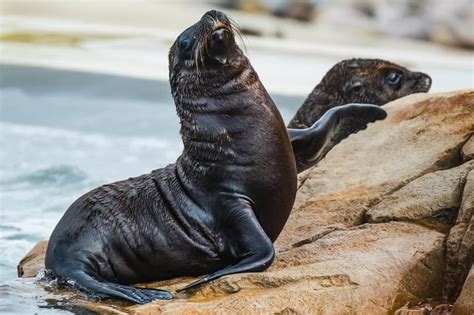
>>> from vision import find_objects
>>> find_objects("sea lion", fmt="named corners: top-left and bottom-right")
top-left (44, 10), bottom-right (386, 304)
top-left (288, 58), bottom-right (432, 129)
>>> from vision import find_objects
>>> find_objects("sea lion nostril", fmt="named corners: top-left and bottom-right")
top-left (212, 29), bottom-right (228, 42)
top-left (419, 73), bottom-right (432, 89)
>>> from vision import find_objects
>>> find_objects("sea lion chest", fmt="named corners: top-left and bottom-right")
top-left (183, 98), bottom-right (297, 243)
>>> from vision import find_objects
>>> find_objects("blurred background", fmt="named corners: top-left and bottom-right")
top-left (0, 0), bottom-right (473, 313)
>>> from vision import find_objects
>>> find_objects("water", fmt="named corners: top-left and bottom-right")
top-left (0, 64), bottom-right (303, 313)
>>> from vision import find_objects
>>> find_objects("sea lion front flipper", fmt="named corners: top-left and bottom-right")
top-left (176, 197), bottom-right (275, 292)
top-left (288, 103), bottom-right (387, 173)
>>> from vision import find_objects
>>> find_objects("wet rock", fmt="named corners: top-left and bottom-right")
top-left (17, 240), bottom-right (47, 278)
top-left (452, 266), bottom-right (474, 315)
top-left (366, 161), bottom-right (474, 232)
top-left (444, 170), bottom-right (474, 299)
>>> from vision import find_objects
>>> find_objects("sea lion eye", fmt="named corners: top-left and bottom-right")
top-left (349, 82), bottom-right (362, 94)
top-left (387, 72), bottom-right (402, 85)
top-left (178, 38), bottom-right (191, 51)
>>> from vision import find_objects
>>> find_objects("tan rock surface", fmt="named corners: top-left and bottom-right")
top-left (452, 266), bottom-right (474, 315)
top-left (462, 136), bottom-right (474, 161)
top-left (280, 90), bottom-right (473, 249)
top-left (445, 170), bottom-right (474, 299)
top-left (367, 161), bottom-right (474, 232)
top-left (128, 222), bottom-right (444, 314)
top-left (16, 90), bottom-right (474, 313)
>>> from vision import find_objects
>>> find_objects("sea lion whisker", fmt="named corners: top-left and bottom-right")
top-left (194, 41), bottom-right (203, 76)
top-left (229, 18), bottom-right (247, 52)
top-left (201, 35), bottom-right (210, 66)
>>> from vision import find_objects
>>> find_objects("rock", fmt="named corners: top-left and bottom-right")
top-left (462, 136), bottom-right (474, 161)
top-left (130, 222), bottom-right (445, 314)
top-left (395, 302), bottom-right (452, 315)
top-left (452, 266), bottom-right (474, 315)
top-left (20, 223), bottom-right (446, 314)
top-left (16, 90), bottom-right (474, 313)
top-left (445, 170), bottom-right (474, 299)
top-left (432, 304), bottom-right (453, 315)
top-left (17, 240), bottom-right (48, 278)
top-left (281, 90), bottom-right (473, 249)
top-left (366, 161), bottom-right (474, 232)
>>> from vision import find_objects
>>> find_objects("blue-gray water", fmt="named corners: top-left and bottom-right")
top-left (0, 64), bottom-right (303, 313)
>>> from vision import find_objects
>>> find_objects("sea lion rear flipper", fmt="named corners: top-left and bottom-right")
top-left (62, 269), bottom-right (172, 304)
top-left (289, 103), bottom-right (387, 173)
top-left (177, 198), bottom-right (274, 292)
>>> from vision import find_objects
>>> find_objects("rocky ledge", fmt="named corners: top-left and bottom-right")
top-left (18, 90), bottom-right (474, 314)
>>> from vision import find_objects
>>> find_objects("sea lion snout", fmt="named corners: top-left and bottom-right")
top-left (199, 10), bottom-right (233, 37)
top-left (203, 11), bottom-right (236, 65)
top-left (415, 72), bottom-right (432, 92)
top-left (405, 71), bottom-right (432, 93)
top-left (210, 28), bottom-right (233, 64)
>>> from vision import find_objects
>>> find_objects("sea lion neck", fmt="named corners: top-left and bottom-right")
top-left (290, 85), bottom-right (343, 129)
top-left (173, 58), bottom-right (260, 133)
top-left (173, 62), bottom-right (262, 179)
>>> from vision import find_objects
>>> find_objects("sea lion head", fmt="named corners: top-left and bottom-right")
top-left (168, 10), bottom-right (249, 99)
top-left (324, 58), bottom-right (432, 105)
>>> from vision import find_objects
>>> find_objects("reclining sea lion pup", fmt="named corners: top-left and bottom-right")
top-left (288, 58), bottom-right (431, 129)
top-left (45, 10), bottom-right (386, 304)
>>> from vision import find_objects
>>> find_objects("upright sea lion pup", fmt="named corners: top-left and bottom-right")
top-left (45, 10), bottom-right (386, 304)
top-left (288, 58), bottom-right (432, 129)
